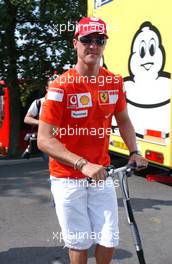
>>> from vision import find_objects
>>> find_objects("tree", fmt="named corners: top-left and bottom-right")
top-left (0, 0), bottom-right (87, 156)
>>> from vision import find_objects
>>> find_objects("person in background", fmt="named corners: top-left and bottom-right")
top-left (24, 97), bottom-right (44, 126)
top-left (24, 75), bottom-right (58, 127)
top-left (24, 83), bottom-right (49, 162)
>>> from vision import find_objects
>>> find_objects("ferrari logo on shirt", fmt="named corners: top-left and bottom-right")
top-left (67, 93), bottom-right (92, 108)
top-left (99, 90), bottom-right (118, 105)
top-left (99, 92), bottom-right (109, 103)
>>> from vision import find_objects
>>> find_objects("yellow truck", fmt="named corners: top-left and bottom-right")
top-left (88, 0), bottom-right (172, 169)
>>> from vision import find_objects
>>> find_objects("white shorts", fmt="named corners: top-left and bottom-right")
top-left (50, 177), bottom-right (119, 250)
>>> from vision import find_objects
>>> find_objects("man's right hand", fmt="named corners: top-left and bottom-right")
top-left (80, 162), bottom-right (107, 182)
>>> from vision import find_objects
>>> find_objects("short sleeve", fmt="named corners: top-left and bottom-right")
top-left (115, 75), bottom-right (126, 112)
top-left (40, 79), bottom-right (65, 127)
top-left (27, 100), bottom-right (39, 116)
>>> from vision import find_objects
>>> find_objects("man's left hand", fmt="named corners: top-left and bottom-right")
top-left (128, 153), bottom-right (148, 170)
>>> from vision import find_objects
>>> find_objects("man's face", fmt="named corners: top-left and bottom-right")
top-left (73, 33), bottom-right (107, 65)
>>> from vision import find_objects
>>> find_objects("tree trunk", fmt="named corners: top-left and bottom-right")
top-left (5, 1), bottom-right (21, 157)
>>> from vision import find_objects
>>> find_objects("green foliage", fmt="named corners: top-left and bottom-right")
top-left (0, 0), bottom-right (87, 105)
top-left (0, 0), bottom-right (86, 156)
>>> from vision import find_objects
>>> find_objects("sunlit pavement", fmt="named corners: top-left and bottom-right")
top-left (0, 157), bottom-right (172, 264)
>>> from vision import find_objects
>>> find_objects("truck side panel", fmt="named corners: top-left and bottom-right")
top-left (88, 0), bottom-right (172, 168)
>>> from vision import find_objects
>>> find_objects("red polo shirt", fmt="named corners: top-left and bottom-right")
top-left (40, 67), bottom-right (126, 178)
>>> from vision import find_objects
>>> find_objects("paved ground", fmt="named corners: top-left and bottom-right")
top-left (0, 157), bottom-right (172, 264)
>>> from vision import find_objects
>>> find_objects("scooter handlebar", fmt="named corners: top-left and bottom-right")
top-left (105, 163), bottom-right (147, 178)
top-left (105, 163), bottom-right (136, 177)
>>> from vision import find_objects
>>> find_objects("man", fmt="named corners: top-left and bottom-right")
top-left (24, 84), bottom-right (51, 162)
top-left (24, 78), bottom-right (56, 126)
top-left (38, 17), bottom-right (148, 264)
top-left (24, 97), bottom-right (44, 126)
top-left (23, 97), bottom-right (46, 159)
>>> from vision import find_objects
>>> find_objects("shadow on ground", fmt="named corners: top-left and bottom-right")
top-left (0, 246), bottom-right (133, 264)
top-left (117, 197), bottom-right (172, 212)
top-left (0, 158), bottom-right (50, 203)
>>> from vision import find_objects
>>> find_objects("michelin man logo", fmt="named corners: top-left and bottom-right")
top-left (124, 21), bottom-right (171, 140)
